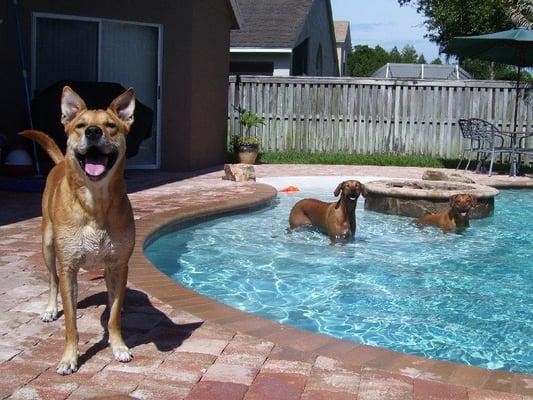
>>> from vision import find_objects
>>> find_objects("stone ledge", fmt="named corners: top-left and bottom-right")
top-left (364, 179), bottom-right (499, 218)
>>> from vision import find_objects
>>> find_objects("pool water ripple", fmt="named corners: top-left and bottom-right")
top-left (145, 187), bottom-right (533, 373)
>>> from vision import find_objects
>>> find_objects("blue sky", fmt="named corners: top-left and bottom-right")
top-left (331, 0), bottom-right (442, 62)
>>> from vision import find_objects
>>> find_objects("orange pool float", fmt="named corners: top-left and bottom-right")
top-left (279, 186), bottom-right (300, 192)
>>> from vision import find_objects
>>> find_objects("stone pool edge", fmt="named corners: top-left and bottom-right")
top-left (128, 181), bottom-right (533, 397)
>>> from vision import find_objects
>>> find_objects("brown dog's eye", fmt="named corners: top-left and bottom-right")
top-left (75, 123), bottom-right (87, 129)
top-left (105, 122), bottom-right (116, 129)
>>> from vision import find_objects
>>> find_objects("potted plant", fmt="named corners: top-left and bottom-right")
top-left (232, 108), bottom-right (265, 164)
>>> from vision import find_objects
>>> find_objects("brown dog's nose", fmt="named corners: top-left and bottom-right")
top-left (85, 126), bottom-right (103, 142)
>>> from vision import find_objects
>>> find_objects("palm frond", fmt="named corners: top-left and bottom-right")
top-left (506, 0), bottom-right (533, 28)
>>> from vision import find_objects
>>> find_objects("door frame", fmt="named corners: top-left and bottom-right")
top-left (31, 12), bottom-right (163, 169)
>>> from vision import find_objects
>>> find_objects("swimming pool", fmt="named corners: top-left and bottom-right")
top-left (144, 178), bottom-right (533, 374)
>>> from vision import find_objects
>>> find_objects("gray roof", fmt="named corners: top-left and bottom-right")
top-left (230, 0), bottom-right (314, 48)
top-left (372, 63), bottom-right (472, 80)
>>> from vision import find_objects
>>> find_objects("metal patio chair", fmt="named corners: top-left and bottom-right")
top-left (456, 119), bottom-right (484, 171)
top-left (513, 132), bottom-right (533, 175)
top-left (468, 118), bottom-right (514, 177)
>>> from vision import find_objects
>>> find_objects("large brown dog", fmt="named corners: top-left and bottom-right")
top-left (288, 180), bottom-right (368, 243)
top-left (19, 86), bottom-right (136, 375)
top-left (416, 194), bottom-right (477, 231)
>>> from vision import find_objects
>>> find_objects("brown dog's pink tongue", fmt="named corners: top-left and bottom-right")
top-left (85, 163), bottom-right (105, 176)
top-left (85, 154), bottom-right (107, 176)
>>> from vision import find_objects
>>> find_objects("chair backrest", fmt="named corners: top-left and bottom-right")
top-left (468, 118), bottom-right (500, 142)
top-left (458, 119), bottom-right (472, 138)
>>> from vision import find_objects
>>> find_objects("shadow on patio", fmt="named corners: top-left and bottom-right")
top-left (0, 166), bottom-right (223, 226)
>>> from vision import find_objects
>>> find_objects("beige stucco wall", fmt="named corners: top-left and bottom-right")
top-left (0, 0), bottom-right (233, 171)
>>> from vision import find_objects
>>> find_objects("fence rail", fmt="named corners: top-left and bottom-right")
top-left (228, 76), bottom-right (532, 158)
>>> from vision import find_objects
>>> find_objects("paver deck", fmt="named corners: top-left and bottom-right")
top-left (1, 165), bottom-right (532, 400)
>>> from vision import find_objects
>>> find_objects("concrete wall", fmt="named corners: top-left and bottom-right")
top-left (296, 0), bottom-right (338, 76)
top-left (0, 0), bottom-right (233, 171)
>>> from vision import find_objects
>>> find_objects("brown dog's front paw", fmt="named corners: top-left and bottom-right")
top-left (56, 357), bottom-right (78, 375)
top-left (41, 309), bottom-right (58, 322)
top-left (113, 345), bottom-right (133, 363)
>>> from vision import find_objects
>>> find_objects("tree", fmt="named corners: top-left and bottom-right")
top-left (347, 44), bottom-right (431, 77)
top-left (389, 47), bottom-right (402, 63)
top-left (430, 57), bottom-right (443, 64)
top-left (460, 59), bottom-right (530, 80)
top-left (397, 0), bottom-right (513, 53)
top-left (496, 67), bottom-right (532, 81)
top-left (505, 0), bottom-right (533, 28)
top-left (401, 44), bottom-right (419, 63)
top-left (347, 45), bottom-right (390, 76)
top-left (397, 0), bottom-right (519, 80)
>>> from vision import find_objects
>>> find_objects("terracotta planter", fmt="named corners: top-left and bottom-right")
top-left (234, 144), bottom-right (258, 164)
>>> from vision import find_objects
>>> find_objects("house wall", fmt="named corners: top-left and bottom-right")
top-left (0, 0), bottom-right (233, 171)
top-left (230, 53), bottom-right (291, 76)
top-left (337, 29), bottom-right (351, 76)
top-left (296, 0), bottom-right (338, 76)
top-left (187, 0), bottom-right (233, 170)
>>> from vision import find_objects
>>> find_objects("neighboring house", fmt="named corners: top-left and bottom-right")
top-left (230, 0), bottom-right (339, 77)
top-left (334, 21), bottom-right (351, 76)
top-left (1, 0), bottom-right (241, 171)
top-left (372, 63), bottom-right (472, 80)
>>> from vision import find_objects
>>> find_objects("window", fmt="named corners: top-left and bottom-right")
top-left (230, 62), bottom-right (274, 76)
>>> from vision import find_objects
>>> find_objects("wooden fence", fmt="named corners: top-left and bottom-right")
top-left (228, 76), bottom-right (532, 158)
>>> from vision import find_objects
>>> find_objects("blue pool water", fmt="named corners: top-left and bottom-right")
top-left (144, 184), bottom-right (533, 373)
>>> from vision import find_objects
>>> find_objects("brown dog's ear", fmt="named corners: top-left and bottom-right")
top-left (109, 88), bottom-right (136, 128)
top-left (449, 194), bottom-right (459, 206)
top-left (61, 86), bottom-right (87, 126)
top-left (334, 181), bottom-right (344, 197)
top-left (469, 195), bottom-right (478, 207)
top-left (359, 183), bottom-right (368, 198)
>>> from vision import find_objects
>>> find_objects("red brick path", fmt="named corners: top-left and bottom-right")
top-left (1, 165), bottom-right (532, 399)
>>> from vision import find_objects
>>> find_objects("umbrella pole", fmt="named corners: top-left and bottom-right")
top-left (514, 65), bottom-right (521, 132)
top-left (511, 65), bottom-right (521, 176)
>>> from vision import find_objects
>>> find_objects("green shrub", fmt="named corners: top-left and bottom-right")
top-left (239, 109), bottom-right (265, 131)
top-left (230, 107), bottom-right (264, 149)
top-left (231, 135), bottom-right (261, 147)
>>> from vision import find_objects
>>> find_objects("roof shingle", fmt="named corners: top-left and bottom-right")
top-left (230, 0), bottom-right (314, 49)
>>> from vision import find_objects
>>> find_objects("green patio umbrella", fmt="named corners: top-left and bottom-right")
top-left (444, 28), bottom-right (533, 130)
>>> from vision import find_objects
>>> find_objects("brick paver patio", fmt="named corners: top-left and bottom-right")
top-left (0, 165), bottom-right (532, 399)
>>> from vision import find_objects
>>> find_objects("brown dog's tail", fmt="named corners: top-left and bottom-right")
top-left (19, 130), bottom-right (64, 165)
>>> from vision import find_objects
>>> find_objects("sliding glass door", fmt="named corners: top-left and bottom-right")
top-left (33, 14), bottom-right (161, 168)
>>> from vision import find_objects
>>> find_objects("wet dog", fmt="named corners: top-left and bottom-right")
top-left (416, 193), bottom-right (477, 231)
top-left (288, 180), bottom-right (367, 243)
top-left (19, 86), bottom-right (135, 374)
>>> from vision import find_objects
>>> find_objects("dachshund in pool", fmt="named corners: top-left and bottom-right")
top-left (288, 180), bottom-right (368, 243)
top-left (416, 194), bottom-right (477, 231)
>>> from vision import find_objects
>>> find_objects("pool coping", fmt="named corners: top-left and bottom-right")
top-left (128, 181), bottom-right (533, 397)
